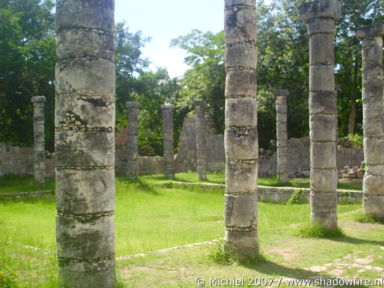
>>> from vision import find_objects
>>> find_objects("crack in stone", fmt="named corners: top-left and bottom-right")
top-left (56, 165), bottom-right (114, 171)
top-left (225, 4), bottom-right (256, 11)
top-left (226, 223), bottom-right (257, 232)
top-left (57, 210), bottom-right (114, 223)
top-left (226, 66), bottom-right (256, 72)
top-left (79, 97), bottom-right (108, 107)
top-left (226, 191), bottom-right (258, 195)
top-left (58, 255), bottom-right (115, 266)
top-left (227, 40), bottom-right (256, 48)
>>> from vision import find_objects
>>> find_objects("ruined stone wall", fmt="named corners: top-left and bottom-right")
top-left (0, 131), bottom-right (363, 178)
top-left (0, 143), bottom-right (55, 177)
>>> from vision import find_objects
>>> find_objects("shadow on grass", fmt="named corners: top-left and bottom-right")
top-left (242, 260), bottom-right (368, 288)
top-left (331, 235), bottom-right (384, 246)
top-left (118, 177), bottom-right (160, 195)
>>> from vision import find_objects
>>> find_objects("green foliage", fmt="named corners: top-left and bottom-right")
top-left (0, 0), bottom-right (55, 150)
top-left (209, 241), bottom-right (237, 265)
top-left (287, 190), bottom-right (307, 205)
top-left (298, 223), bottom-right (344, 238)
top-left (356, 214), bottom-right (384, 224)
top-left (347, 134), bottom-right (363, 148)
top-left (171, 30), bottom-right (225, 134)
top-left (0, 268), bottom-right (17, 288)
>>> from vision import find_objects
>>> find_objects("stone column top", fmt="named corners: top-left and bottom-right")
top-left (31, 96), bottom-right (46, 103)
top-left (126, 101), bottom-right (141, 108)
top-left (161, 103), bottom-right (175, 110)
top-left (356, 23), bottom-right (384, 39)
top-left (194, 100), bottom-right (206, 107)
top-left (273, 89), bottom-right (289, 97)
top-left (300, 0), bottom-right (341, 22)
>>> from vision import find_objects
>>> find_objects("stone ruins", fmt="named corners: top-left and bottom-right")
top-left (31, 96), bottom-right (46, 186)
top-left (224, 0), bottom-right (259, 258)
top-left (301, 0), bottom-right (341, 231)
top-left (356, 23), bottom-right (384, 219)
top-left (195, 100), bottom-right (208, 181)
top-left (126, 102), bottom-right (140, 179)
top-left (55, 0), bottom-right (116, 286)
top-left (161, 103), bottom-right (175, 179)
top-left (274, 89), bottom-right (289, 184)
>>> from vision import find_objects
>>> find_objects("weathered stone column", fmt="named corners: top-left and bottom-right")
top-left (55, 0), bottom-right (116, 287)
top-left (274, 90), bottom-right (289, 184)
top-left (194, 100), bottom-right (207, 181)
top-left (300, 0), bottom-right (341, 230)
top-left (356, 24), bottom-right (384, 219)
top-left (161, 103), bottom-right (175, 179)
top-left (31, 96), bottom-right (46, 186)
top-left (126, 102), bottom-right (140, 179)
top-left (224, 0), bottom-right (259, 259)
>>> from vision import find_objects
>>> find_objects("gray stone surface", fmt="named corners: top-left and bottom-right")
top-left (357, 23), bottom-right (384, 219)
top-left (31, 96), bottom-right (46, 185)
top-left (224, 0), bottom-right (259, 259)
top-left (55, 0), bottom-right (116, 286)
top-left (274, 90), bottom-right (289, 183)
top-left (301, 0), bottom-right (341, 230)
top-left (126, 102), bottom-right (140, 179)
top-left (194, 101), bottom-right (208, 180)
top-left (161, 103), bottom-right (175, 179)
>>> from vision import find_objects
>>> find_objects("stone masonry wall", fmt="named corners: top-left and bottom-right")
top-left (0, 123), bottom-right (363, 177)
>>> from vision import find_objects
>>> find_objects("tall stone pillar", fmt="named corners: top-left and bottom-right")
top-left (31, 96), bottom-right (46, 186)
top-left (274, 90), bottom-right (289, 184)
top-left (161, 103), bottom-right (175, 179)
top-left (356, 24), bottom-right (384, 219)
top-left (300, 0), bottom-right (341, 230)
top-left (224, 0), bottom-right (259, 259)
top-left (55, 0), bottom-right (116, 287)
top-left (194, 100), bottom-right (207, 181)
top-left (126, 102), bottom-right (140, 179)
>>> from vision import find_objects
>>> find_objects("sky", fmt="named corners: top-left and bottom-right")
top-left (115, 0), bottom-right (271, 78)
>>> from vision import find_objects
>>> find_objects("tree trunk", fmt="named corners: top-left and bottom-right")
top-left (301, 0), bottom-right (341, 231)
top-left (224, 0), bottom-right (259, 259)
top-left (55, 0), bottom-right (116, 287)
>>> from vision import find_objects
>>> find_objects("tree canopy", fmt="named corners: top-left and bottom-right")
top-left (0, 0), bottom-right (383, 153)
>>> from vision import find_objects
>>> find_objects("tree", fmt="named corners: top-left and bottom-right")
top-left (0, 0), bottom-right (55, 150)
top-left (171, 30), bottom-right (226, 133)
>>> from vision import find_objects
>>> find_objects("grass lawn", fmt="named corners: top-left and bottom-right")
top-left (142, 171), bottom-right (363, 191)
top-left (0, 175), bottom-right (55, 195)
top-left (1, 174), bottom-right (378, 288)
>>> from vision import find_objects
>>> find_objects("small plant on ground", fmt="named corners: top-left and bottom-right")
top-left (356, 213), bottom-right (384, 224)
top-left (298, 223), bottom-right (344, 238)
top-left (0, 268), bottom-right (16, 288)
top-left (287, 189), bottom-right (307, 205)
top-left (209, 240), bottom-right (237, 265)
top-left (209, 240), bottom-right (265, 265)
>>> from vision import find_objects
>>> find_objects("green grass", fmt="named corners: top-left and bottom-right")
top-left (0, 175), bottom-right (55, 195)
top-left (141, 171), bottom-right (363, 191)
top-left (0, 174), bottom-right (377, 287)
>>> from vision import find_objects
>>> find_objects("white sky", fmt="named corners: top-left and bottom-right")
top-left (115, 0), bottom-right (271, 78)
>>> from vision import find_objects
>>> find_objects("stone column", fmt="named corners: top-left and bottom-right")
top-left (161, 103), bottom-right (175, 179)
top-left (126, 102), bottom-right (140, 179)
top-left (356, 24), bottom-right (384, 219)
top-left (194, 100), bottom-right (207, 181)
top-left (224, 0), bottom-right (259, 259)
top-left (300, 0), bottom-right (341, 230)
top-left (274, 90), bottom-right (289, 184)
top-left (55, 0), bottom-right (116, 287)
top-left (31, 96), bottom-right (46, 186)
